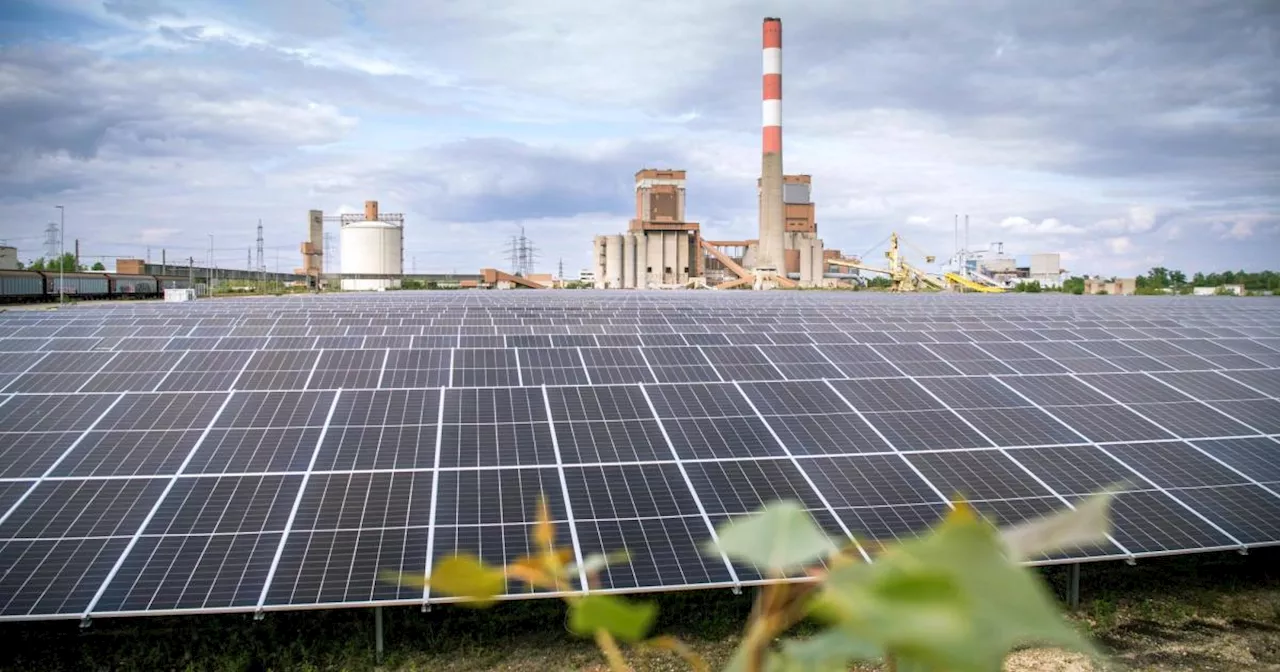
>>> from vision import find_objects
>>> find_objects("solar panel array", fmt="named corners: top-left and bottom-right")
top-left (1, 293), bottom-right (1278, 622)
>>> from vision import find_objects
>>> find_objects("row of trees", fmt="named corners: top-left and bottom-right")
top-left (1006, 267), bottom-right (1278, 296)
top-left (16, 254), bottom-right (104, 272)
top-left (1136, 266), bottom-right (1280, 293)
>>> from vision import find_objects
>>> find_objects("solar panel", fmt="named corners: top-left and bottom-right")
top-left (0, 292), bottom-right (1278, 622)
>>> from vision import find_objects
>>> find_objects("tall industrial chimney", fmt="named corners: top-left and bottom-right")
top-left (757, 17), bottom-right (786, 273)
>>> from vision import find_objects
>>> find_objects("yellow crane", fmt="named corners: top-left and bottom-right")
top-left (825, 232), bottom-right (946, 291)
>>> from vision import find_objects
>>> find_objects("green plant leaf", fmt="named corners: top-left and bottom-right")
top-left (771, 629), bottom-right (883, 671)
top-left (568, 594), bottom-right (657, 643)
top-left (999, 488), bottom-right (1119, 562)
top-left (429, 555), bottom-right (505, 605)
top-left (709, 500), bottom-right (836, 572)
top-left (818, 505), bottom-right (1100, 671)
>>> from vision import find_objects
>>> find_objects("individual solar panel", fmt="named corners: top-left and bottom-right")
top-left (952, 407), bottom-right (1085, 447)
top-left (0, 431), bottom-right (81, 478)
top-left (1125, 402), bottom-right (1260, 438)
top-left (292, 472), bottom-right (432, 530)
top-left (433, 468), bottom-right (567, 526)
top-left (578, 348), bottom-right (655, 384)
top-left (554, 419), bottom-right (669, 463)
top-left (185, 428), bottom-right (323, 473)
top-left (545, 386), bottom-right (653, 422)
top-left (0, 394), bottom-right (120, 432)
top-left (766, 413), bottom-right (889, 455)
top-left (834, 503), bottom-right (950, 547)
top-left (1076, 490), bottom-right (1239, 554)
top-left (641, 347), bottom-right (721, 383)
top-left (0, 538), bottom-right (133, 617)
top-left (563, 463), bottom-right (701, 519)
top-left (1042, 404), bottom-right (1175, 443)
top-left (699, 346), bottom-right (784, 381)
top-left (145, 475), bottom-right (302, 535)
top-left (1210, 400), bottom-right (1280, 434)
top-left (266, 528), bottom-right (428, 605)
top-left (1222, 370), bottom-right (1280, 397)
top-left (683, 459), bottom-right (827, 514)
top-left (214, 391), bottom-right (334, 429)
top-left (800, 454), bottom-right (944, 507)
top-left (905, 450), bottom-right (1054, 501)
top-left (330, 389), bottom-right (439, 427)
top-left (0, 478), bottom-right (169, 538)
top-left (1166, 485), bottom-right (1280, 545)
top-left (1192, 435), bottom-right (1280, 481)
top-left (382, 349), bottom-right (450, 388)
top-left (860, 410), bottom-right (992, 451)
top-left (52, 430), bottom-right (204, 477)
top-left (918, 377), bottom-right (1031, 410)
top-left (519, 348), bottom-right (589, 386)
top-left (1152, 371), bottom-right (1268, 401)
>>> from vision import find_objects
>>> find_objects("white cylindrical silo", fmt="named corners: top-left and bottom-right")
top-left (799, 238), bottom-right (813, 286)
top-left (623, 233), bottom-right (636, 289)
top-left (341, 220), bottom-right (403, 290)
top-left (606, 235), bottom-right (624, 288)
top-left (811, 239), bottom-right (825, 285)
top-left (634, 233), bottom-right (648, 289)
top-left (592, 236), bottom-right (607, 289)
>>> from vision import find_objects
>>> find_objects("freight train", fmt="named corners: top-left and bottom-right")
top-left (0, 270), bottom-right (195, 303)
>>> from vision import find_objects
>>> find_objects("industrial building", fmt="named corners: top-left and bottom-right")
top-left (1029, 253), bottom-right (1065, 288)
top-left (592, 169), bottom-right (703, 289)
top-left (0, 246), bottom-right (17, 271)
top-left (300, 200), bottom-right (405, 291)
top-left (588, 18), bottom-right (847, 291)
top-left (1085, 277), bottom-right (1137, 295)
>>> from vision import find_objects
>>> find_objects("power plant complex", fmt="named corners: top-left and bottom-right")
top-left (591, 17), bottom-right (836, 291)
top-left (280, 16), bottom-right (1065, 294)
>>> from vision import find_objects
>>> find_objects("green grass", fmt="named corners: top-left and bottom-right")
top-left (4, 548), bottom-right (1278, 671)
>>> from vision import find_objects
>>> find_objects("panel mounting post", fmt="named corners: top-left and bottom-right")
top-left (375, 606), bottom-right (385, 664)
top-left (1068, 563), bottom-right (1081, 610)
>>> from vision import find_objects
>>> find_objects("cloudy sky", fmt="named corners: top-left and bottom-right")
top-left (2, 0), bottom-right (1277, 277)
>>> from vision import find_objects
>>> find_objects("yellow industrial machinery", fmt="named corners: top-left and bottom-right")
top-left (825, 232), bottom-right (945, 292)
top-left (944, 272), bottom-right (1007, 293)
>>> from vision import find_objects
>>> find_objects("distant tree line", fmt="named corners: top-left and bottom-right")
top-left (16, 254), bottom-right (103, 272)
top-left (1133, 267), bottom-right (1279, 295)
top-left (1040, 268), bottom-right (1278, 295)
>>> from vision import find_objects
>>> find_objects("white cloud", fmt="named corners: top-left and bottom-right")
top-left (1105, 236), bottom-right (1133, 254)
top-left (138, 227), bottom-right (180, 244)
top-left (999, 216), bottom-right (1084, 236)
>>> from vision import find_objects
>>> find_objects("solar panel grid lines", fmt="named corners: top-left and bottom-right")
top-left (634, 384), bottom-right (740, 590)
top-left (253, 389), bottom-right (344, 611)
top-left (728, 380), bottom-right (871, 563)
top-left (539, 385), bottom-right (590, 592)
top-left (78, 391), bottom-right (239, 620)
top-left (818, 378), bottom-right (957, 508)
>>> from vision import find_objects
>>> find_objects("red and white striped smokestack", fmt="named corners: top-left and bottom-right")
top-left (763, 18), bottom-right (782, 158)
top-left (756, 17), bottom-right (786, 274)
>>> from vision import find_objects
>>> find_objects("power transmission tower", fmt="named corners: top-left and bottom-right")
top-left (43, 222), bottom-right (60, 258)
top-left (507, 226), bottom-right (538, 276)
top-left (256, 220), bottom-right (265, 276)
top-left (558, 258), bottom-right (564, 282)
